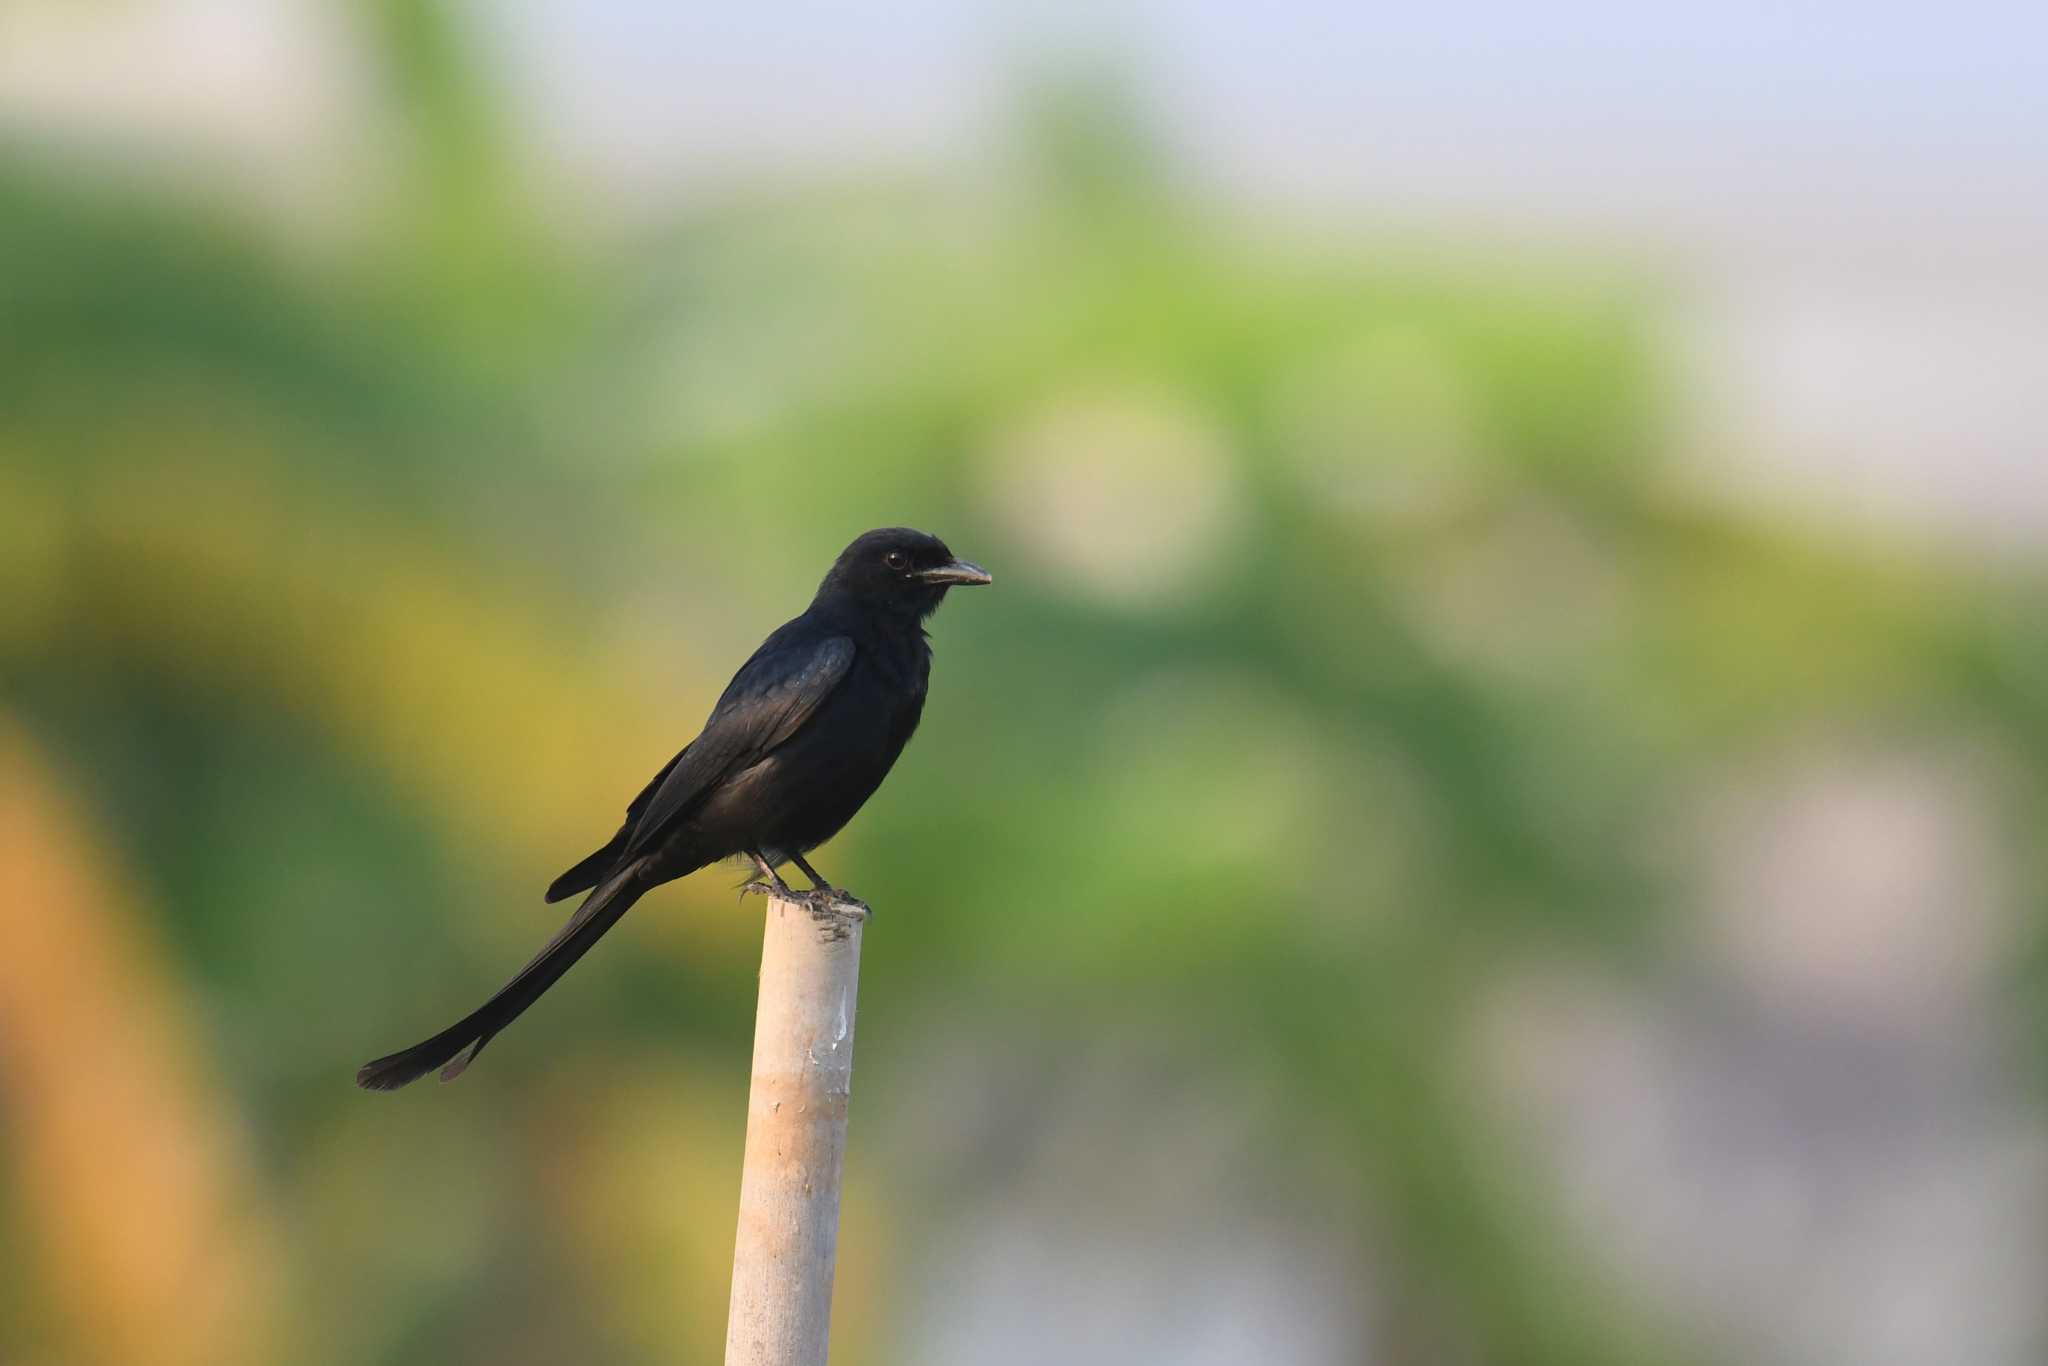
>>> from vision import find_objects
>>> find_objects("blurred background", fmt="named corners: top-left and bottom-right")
top-left (3, 2), bottom-right (2046, 1363)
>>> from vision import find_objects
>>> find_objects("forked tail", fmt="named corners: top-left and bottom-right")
top-left (356, 858), bottom-right (651, 1090)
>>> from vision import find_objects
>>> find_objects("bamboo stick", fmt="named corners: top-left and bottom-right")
top-left (723, 893), bottom-right (867, 1366)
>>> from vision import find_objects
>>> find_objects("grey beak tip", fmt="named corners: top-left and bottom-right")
top-left (924, 559), bottom-right (992, 586)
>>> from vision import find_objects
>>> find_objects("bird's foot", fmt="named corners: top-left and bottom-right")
top-left (809, 892), bottom-right (867, 942)
top-left (810, 888), bottom-right (871, 919)
top-left (743, 878), bottom-right (869, 938)
top-left (782, 886), bottom-right (871, 938)
top-left (738, 877), bottom-right (792, 902)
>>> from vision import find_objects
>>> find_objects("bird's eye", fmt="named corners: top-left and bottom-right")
top-left (885, 551), bottom-right (908, 570)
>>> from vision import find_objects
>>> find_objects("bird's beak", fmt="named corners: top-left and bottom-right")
top-left (917, 558), bottom-right (993, 587)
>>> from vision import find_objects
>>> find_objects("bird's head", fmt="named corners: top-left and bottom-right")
top-left (817, 527), bottom-right (992, 618)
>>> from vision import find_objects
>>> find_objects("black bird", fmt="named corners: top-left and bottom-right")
top-left (356, 528), bottom-right (991, 1091)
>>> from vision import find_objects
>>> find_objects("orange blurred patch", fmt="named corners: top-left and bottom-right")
top-left (0, 723), bottom-right (280, 1366)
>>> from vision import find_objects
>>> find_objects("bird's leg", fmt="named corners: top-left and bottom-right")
top-left (740, 851), bottom-right (866, 925)
top-left (790, 852), bottom-right (833, 892)
top-left (789, 853), bottom-right (870, 921)
top-left (739, 851), bottom-right (798, 901)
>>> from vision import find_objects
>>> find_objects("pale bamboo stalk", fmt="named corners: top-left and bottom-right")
top-left (724, 893), bottom-right (867, 1366)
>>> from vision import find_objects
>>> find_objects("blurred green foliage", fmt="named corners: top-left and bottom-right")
top-left (4, 4), bottom-right (2046, 1365)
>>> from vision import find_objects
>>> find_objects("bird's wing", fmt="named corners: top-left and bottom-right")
top-left (620, 631), bottom-right (856, 858)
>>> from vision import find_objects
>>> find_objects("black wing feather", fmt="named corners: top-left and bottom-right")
top-left (621, 631), bottom-right (855, 859)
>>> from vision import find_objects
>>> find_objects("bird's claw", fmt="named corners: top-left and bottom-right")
top-left (816, 889), bottom-right (871, 920)
top-left (793, 887), bottom-right (867, 917)
top-left (741, 880), bottom-right (869, 939)
top-left (784, 888), bottom-right (872, 941)
top-left (804, 890), bottom-right (867, 942)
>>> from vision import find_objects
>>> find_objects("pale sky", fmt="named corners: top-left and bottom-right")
top-left (5, 0), bottom-right (2044, 553)
top-left (485, 0), bottom-right (2047, 219)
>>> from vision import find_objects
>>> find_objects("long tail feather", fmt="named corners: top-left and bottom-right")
top-left (356, 858), bottom-right (651, 1091)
